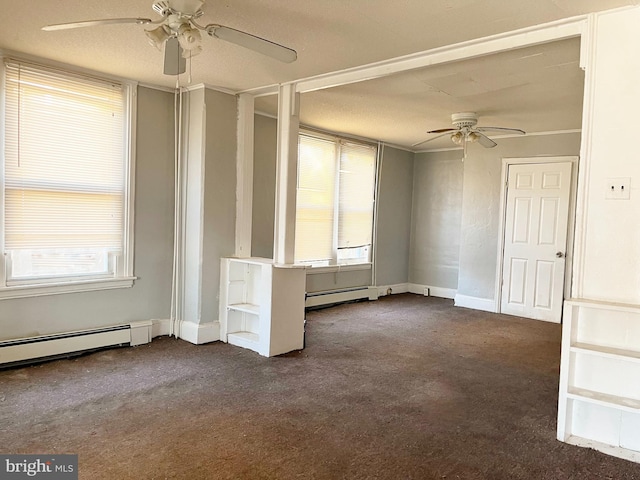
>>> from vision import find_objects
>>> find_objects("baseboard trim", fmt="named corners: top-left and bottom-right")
top-left (408, 283), bottom-right (457, 299)
top-left (454, 294), bottom-right (496, 312)
top-left (177, 320), bottom-right (220, 345)
top-left (377, 283), bottom-right (409, 297)
top-left (564, 435), bottom-right (640, 464)
top-left (151, 319), bottom-right (172, 338)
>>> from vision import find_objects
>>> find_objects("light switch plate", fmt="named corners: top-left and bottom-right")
top-left (605, 177), bottom-right (631, 200)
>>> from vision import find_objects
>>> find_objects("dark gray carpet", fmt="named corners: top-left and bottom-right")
top-left (1, 294), bottom-right (637, 479)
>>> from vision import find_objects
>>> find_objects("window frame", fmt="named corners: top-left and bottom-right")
top-left (0, 56), bottom-right (137, 300)
top-left (295, 129), bottom-right (378, 269)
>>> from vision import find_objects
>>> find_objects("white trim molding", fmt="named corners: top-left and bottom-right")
top-left (152, 319), bottom-right (172, 338)
top-left (408, 283), bottom-right (457, 299)
top-left (0, 277), bottom-right (136, 300)
top-left (454, 294), bottom-right (497, 313)
top-left (377, 283), bottom-right (410, 297)
top-left (494, 156), bottom-right (579, 317)
top-left (177, 320), bottom-right (220, 345)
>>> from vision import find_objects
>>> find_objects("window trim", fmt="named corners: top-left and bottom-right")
top-left (0, 56), bottom-right (137, 299)
top-left (295, 129), bottom-right (377, 268)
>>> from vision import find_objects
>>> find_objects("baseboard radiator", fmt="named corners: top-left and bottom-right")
top-left (306, 286), bottom-right (378, 308)
top-left (0, 326), bottom-right (131, 368)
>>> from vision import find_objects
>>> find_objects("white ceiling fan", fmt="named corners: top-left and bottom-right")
top-left (42, 0), bottom-right (297, 75)
top-left (412, 112), bottom-right (525, 159)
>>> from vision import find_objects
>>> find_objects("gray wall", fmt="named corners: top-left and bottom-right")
top-left (409, 150), bottom-right (463, 289)
top-left (201, 89), bottom-right (238, 322)
top-left (251, 116), bottom-right (413, 292)
top-left (251, 114), bottom-right (277, 259)
top-left (0, 86), bottom-right (175, 341)
top-left (456, 133), bottom-right (581, 300)
top-left (375, 145), bottom-right (414, 287)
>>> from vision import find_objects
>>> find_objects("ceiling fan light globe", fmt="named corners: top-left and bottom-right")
top-left (451, 132), bottom-right (464, 145)
top-left (468, 132), bottom-right (480, 143)
top-left (145, 25), bottom-right (170, 49)
top-left (178, 24), bottom-right (202, 50)
top-left (182, 44), bottom-right (203, 58)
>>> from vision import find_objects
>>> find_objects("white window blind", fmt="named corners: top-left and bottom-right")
top-left (338, 142), bottom-right (376, 249)
top-left (295, 133), bottom-right (376, 266)
top-left (3, 61), bottom-right (126, 282)
top-left (295, 135), bottom-right (336, 263)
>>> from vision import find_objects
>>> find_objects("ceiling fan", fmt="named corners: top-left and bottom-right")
top-left (42, 0), bottom-right (297, 75)
top-left (412, 112), bottom-right (525, 159)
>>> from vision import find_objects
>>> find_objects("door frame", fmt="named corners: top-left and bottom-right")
top-left (494, 156), bottom-right (579, 320)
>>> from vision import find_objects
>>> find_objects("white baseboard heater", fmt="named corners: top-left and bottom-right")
top-left (0, 326), bottom-right (131, 368)
top-left (305, 286), bottom-right (378, 308)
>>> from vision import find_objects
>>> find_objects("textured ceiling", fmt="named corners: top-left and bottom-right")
top-left (0, 0), bottom-right (637, 149)
top-left (255, 37), bottom-right (585, 149)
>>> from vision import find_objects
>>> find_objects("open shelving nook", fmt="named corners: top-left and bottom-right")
top-left (219, 257), bottom-right (306, 357)
top-left (557, 299), bottom-right (640, 463)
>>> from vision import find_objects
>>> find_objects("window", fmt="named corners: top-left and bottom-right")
top-left (295, 132), bottom-right (377, 266)
top-left (1, 59), bottom-right (135, 297)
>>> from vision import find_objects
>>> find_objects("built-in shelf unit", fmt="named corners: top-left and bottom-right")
top-left (557, 299), bottom-right (640, 463)
top-left (219, 257), bottom-right (306, 357)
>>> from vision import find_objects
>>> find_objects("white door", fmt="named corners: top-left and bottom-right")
top-left (500, 162), bottom-right (572, 322)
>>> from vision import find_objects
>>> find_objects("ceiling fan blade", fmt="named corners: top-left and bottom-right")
top-left (207, 25), bottom-right (297, 63)
top-left (476, 126), bottom-right (525, 135)
top-left (476, 132), bottom-right (497, 148)
top-left (412, 131), bottom-right (452, 148)
top-left (427, 128), bottom-right (457, 134)
top-left (42, 18), bottom-right (152, 31)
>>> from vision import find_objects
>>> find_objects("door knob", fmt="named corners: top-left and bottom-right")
top-left (556, 251), bottom-right (565, 258)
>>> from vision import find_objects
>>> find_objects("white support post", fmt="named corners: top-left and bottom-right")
top-left (236, 93), bottom-right (255, 258)
top-left (273, 83), bottom-right (300, 265)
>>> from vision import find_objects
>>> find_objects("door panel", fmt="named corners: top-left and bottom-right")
top-left (501, 162), bottom-right (572, 322)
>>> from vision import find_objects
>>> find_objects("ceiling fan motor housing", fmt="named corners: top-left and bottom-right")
top-left (152, 1), bottom-right (171, 16)
top-left (451, 112), bottom-right (478, 129)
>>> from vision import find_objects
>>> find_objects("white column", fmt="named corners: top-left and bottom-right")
top-left (235, 93), bottom-right (255, 258)
top-left (273, 83), bottom-right (300, 265)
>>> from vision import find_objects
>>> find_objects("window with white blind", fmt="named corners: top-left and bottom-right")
top-left (1, 60), bottom-right (135, 296)
top-left (295, 132), bottom-right (376, 266)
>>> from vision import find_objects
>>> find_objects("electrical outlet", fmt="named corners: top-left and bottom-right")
top-left (605, 177), bottom-right (631, 200)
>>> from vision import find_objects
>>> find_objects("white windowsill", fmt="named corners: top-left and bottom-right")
top-left (0, 276), bottom-right (137, 300)
top-left (302, 263), bottom-right (372, 275)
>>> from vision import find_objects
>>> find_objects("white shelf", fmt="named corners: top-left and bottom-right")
top-left (558, 299), bottom-right (640, 463)
top-left (567, 387), bottom-right (640, 412)
top-left (227, 257), bottom-right (274, 266)
top-left (228, 332), bottom-right (261, 351)
top-left (571, 343), bottom-right (640, 363)
top-left (220, 257), bottom-right (306, 357)
top-left (228, 303), bottom-right (260, 315)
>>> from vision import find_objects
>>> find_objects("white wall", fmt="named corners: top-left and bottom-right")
top-left (576, 7), bottom-right (640, 304)
top-left (0, 86), bottom-right (176, 341)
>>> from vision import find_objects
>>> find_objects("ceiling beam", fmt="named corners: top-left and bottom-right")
top-left (240, 14), bottom-right (588, 98)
